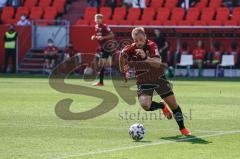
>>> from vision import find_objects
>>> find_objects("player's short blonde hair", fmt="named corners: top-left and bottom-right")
top-left (131, 27), bottom-right (146, 38)
top-left (95, 14), bottom-right (103, 19)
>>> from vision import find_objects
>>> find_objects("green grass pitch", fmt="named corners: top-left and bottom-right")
top-left (0, 76), bottom-right (240, 159)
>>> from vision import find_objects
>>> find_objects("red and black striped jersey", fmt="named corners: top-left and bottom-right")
top-left (122, 40), bottom-right (164, 84)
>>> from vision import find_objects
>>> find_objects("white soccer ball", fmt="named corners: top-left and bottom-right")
top-left (128, 123), bottom-right (146, 141)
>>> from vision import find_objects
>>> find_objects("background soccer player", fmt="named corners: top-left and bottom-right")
top-left (119, 27), bottom-right (191, 136)
top-left (91, 14), bottom-right (114, 86)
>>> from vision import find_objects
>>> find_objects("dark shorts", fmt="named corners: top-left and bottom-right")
top-left (100, 49), bottom-right (111, 59)
top-left (160, 50), bottom-right (168, 63)
top-left (137, 75), bottom-right (174, 99)
top-left (45, 54), bottom-right (58, 61)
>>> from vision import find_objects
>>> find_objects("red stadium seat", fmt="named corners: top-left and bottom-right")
top-left (194, 20), bottom-right (207, 26)
top-left (44, 7), bottom-right (57, 20)
top-left (52, 0), bottom-right (66, 13)
top-left (141, 8), bottom-right (155, 21)
top-left (15, 7), bottom-right (29, 19)
top-left (156, 8), bottom-right (170, 22)
top-left (201, 8), bottom-right (215, 21)
top-left (84, 7), bottom-right (97, 21)
top-left (5, 19), bottom-right (18, 25)
top-left (208, 20), bottom-right (223, 26)
top-left (163, 20), bottom-right (177, 26)
top-left (216, 7), bottom-right (229, 23)
top-left (209, 0), bottom-right (222, 9)
top-left (1, 7), bottom-right (15, 23)
top-left (24, 0), bottom-right (38, 8)
top-left (112, 7), bottom-right (126, 21)
top-left (224, 20), bottom-right (238, 26)
top-left (118, 19), bottom-right (133, 25)
top-left (39, 0), bottom-right (52, 8)
top-left (100, 7), bottom-right (112, 20)
top-left (126, 8), bottom-right (141, 23)
top-left (171, 8), bottom-right (185, 22)
top-left (178, 20), bottom-right (192, 26)
top-left (30, 7), bottom-right (44, 20)
top-left (195, 0), bottom-right (208, 10)
top-left (104, 19), bottom-right (118, 25)
top-left (231, 7), bottom-right (240, 23)
top-left (185, 8), bottom-right (200, 23)
top-left (151, 0), bottom-right (164, 10)
top-left (164, 0), bottom-right (178, 9)
top-left (145, 0), bottom-right (151, 7)
top-left (232, 7), bottom-right (240, 14)
top-left (133, 20), bottom-right (146, 26)
top-left (149, 20), bottom-right (163, 26)
top-left (134, 19), bottom-right (149, 26)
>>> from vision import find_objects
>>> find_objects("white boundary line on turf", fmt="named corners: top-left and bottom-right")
top-left (50, 130), bottom-right (240, 159)
top-left (0, 122), bottom-right (227, 133)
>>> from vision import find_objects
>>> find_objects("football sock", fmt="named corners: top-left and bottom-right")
top-left (99, 67), bottom-right (104, 84)
top-left (172, 106), bottom-right (185, 130)
top-left (147, 101), bottom-right (164, 111)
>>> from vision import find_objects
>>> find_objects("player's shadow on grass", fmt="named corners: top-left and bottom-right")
top-left (160, 135), bottom-right (212, 144)
top-left (134, 140), bottom-right (152, 143)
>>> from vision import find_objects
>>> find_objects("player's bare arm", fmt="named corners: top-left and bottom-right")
top-left (119, 51), bottom-right (129, 73)
top-left (119, 51), bottom-right (130, 81)
top-left (91, 35), bottom-right (96, 40)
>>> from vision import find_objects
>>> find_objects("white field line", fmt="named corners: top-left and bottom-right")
top-left (51, 130), bottom-right (240, 159)
top-left (0, 122), bottom-right (227, 133)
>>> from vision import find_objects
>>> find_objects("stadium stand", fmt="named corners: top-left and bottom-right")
top-left (1, 0), bottom-right (240, 74)
top-left (150, 0), bottom-right (164, 10)
top-left (0, 0), bottom-right (239, 27)
top-left (195, 0), bottom-right (208, 9)
top-left (164, 0), bottom-right (178, 9)
top-left (100, 7), bottom-right (112, 20)
top-left (0, 0), bottom-right (67, 25)
top-left (185, 8), bottom-right (200, 25)
top-left (30, 7), bottom-right (44, 20)
top-left (15, 7), bottom-right (30, 19)
top-left (52, 0), bottom-right (66, 13)
top-left (74, 0), bottom-right (240, 26)
top-left (1, 6), bottom-right (15, 24)
top-left (24, 0), bottom-right (38, 9)
top-left (44, 7), bottom-right (58, 20)
top-left (112, 7), bottom-right (126, 23)
top-left (38, 0), bottom-right (52, 8)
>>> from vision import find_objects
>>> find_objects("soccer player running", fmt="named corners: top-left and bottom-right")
top-left (119, 27), bottom-right (191, 136)
top-left (91, 14), bottom-right (114, 86)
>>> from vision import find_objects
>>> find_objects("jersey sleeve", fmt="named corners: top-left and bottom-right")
top-left (106, 25), bottom-right (112, 32)
top-left (104, 24), bottom-right (112, 34)
top-left (121, 45), bottom-right (131, 58)
top-left (149, 42), bottom-right (160, 58)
